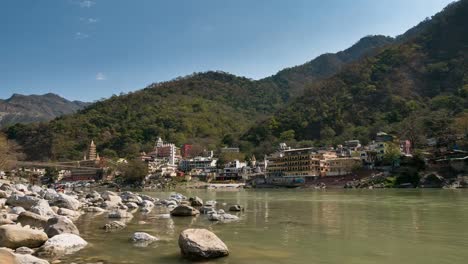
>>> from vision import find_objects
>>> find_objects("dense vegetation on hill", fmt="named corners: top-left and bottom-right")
top-left (4, 35), bottom-right (391, 161)
top-left (5, 0), bottom-right (467, 161)
top-left (0, 93), bottom-right (89, 128)
top-left (244, 0), bottom-right (468, 154)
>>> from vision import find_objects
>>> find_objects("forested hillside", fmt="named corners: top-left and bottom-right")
top-left (4, 36), bottom-right (391, 161)
top-left (5, 0), bottom-right (467, 161)
top-left (244, 0), bottom-right (468, 154)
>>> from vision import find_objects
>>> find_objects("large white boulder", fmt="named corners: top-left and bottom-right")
top-left (36, 233), bottom-right (87, 259)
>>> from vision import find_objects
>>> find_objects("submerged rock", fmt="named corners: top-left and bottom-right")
top-left (103, 221), bottom-right (126, 231)
top-left (228, 205), bottom-right (242, 212)
top-left (132, 232), bottom-right (158, 247)
top-left (178, 229), bottom-right (229, 259)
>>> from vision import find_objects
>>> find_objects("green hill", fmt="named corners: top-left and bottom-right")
top-left (244, 0), bottom-right (468, 154)
top-left (6, 0), bottom-right (467, 161)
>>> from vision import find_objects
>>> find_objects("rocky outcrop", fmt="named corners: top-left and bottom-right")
top-left (0, 225), bottom-right (48, 249)
top-left (170, 205), bottom-right (200, 216)
top-left (178, 229), bottom-right (229, 259)
top-left (44, 216), bottom-right (80, 237)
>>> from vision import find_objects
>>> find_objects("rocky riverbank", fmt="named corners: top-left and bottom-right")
top-left (0, 182), bottom-right (240, 263)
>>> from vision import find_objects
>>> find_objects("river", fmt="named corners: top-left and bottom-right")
top-left (62, 189), bottom-right (468, 264)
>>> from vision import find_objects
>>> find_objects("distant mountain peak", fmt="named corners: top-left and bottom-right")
top-left (0, 93), bottom-right (90, 127)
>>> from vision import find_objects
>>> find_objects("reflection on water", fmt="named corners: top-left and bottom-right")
top-left (62, 189), bottom-right (468, 264)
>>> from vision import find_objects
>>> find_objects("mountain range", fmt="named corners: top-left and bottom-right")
top-left (4, 0), bottom-right (468, 161)
top-left (0, 93), bottom-right (89, 128)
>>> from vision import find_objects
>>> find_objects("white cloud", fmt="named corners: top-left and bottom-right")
top-left (79, 0), bottom-right (95, 8)
top-left (96, 72), bottom-right (106, 81)
top-left (74, 32), bottom-right (89, 39)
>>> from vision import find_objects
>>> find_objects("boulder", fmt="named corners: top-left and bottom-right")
top-left (44, 216), bottom-right (79, 237)
top-left (17, 212), bottom-right (48, 229)
top-left (11, 207), bottom-right (26, 215)
top-left (57, 208), bottom-right (81, 221)
top-left (103, 221), bottom-right (126, 231)
top-left (189, 197), bottom-right (203, 207)
top-left (108, 210), bottom-right (133, 219)
top-left (0, 183), bottom-right (13, 192)
top-left (228, 205), bottom-right (242, 212)
top-left (101, 191), bottom-right (118, 201)
top-left (0, 225), bottom-right (48, 249)
top-left (83, 206), bottom-right (105, 213)
top-left (139, 194), bottom-right (157, 203)
top-left (170, 205), bottom-right (200, 217)
top-left (0, 198), bottom-right (7, 209)
top-left (208, 212), bottom-right (239, 222)
top-left (14, 254), bottom-right (49, 264)
top-left (0, 248), bottom-right (17, 264)
top-left (6, 195), bottom-right (41, 210)
top-left (0, 190), bottom-right (9, 199)
top-left (132, 232), bottom-right (158, 247)
top-left (120, 192), bottom-right (143, 204)
top-left (28, 185), bottom-right (43, 195)
top-left (29, 204), bottom-right (55, 218)
top-left (36, 234), bottom-right (87, 259)
top-left (13, 184), bottom-right (28, 192)
top-left (204, 200), bottom-right (217, 207)
top-left (140, 200), bottom-right (154, 213)
top-left (44, 216), bottom-right (80, 237)
top-left (14, 247), bottom-right (34, 255)
top-left (0, 218), bottom-right (15, 225)
top-left (200, 206), bottom-right (216, 214)
top-left (40, 189), bottom-right (58, 201)
top-left (126, 202), bottom-right (139, 209)
top-left (52, 194), bottom-right (81, 211)
top-left (178, 229), bottom-right (229, 259)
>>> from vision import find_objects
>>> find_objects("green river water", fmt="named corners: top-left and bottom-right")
top-left (62, 189), bottom-right (468, 264)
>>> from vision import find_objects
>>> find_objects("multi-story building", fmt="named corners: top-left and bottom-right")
top-left (151, 137), bottom-right (179, 165)
top-left (267, 147), bottom-right (361, 178)
top-left (179, 156), bottom-right (217, 172)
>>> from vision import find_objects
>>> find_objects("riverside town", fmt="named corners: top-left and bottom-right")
top-left (1, 0), bottom-right (468, 263)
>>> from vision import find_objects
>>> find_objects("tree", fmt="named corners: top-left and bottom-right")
top-left (0, 133), bottom-right (21, 171)
top-left (118, 159), bottom-right (148, 186)
top-left (383, 143), bottom-right (401, 167)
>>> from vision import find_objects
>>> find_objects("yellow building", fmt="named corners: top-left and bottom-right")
top-left (267, 148), bottom-right (361, 177)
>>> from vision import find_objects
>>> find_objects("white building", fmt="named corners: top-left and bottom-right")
top-left (179, 156), bottom-right (218, 172)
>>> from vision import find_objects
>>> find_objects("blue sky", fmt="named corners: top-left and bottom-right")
top-left (0, 0), bottom-right (454, 101)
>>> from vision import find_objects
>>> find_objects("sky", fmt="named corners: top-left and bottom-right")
top-left (0, 0), bottom-right (455, 102)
